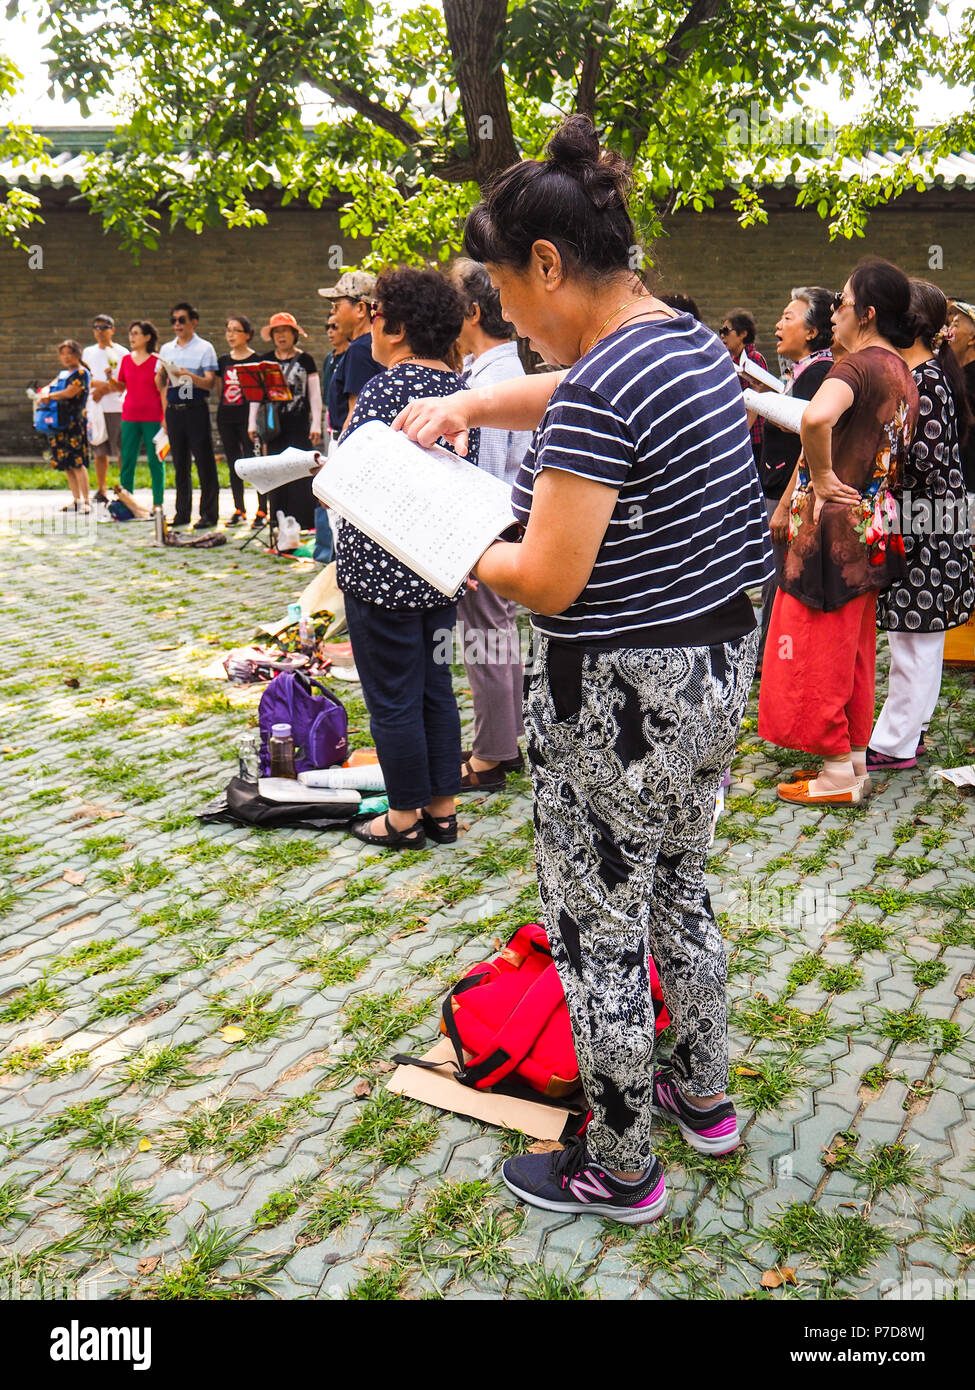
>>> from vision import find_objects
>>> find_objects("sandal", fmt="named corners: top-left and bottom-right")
top-left (421, 810), bottom-right (458, 844)
top-left (351, 812), bottom-right (426, 849)
top-left (459, 758), bottom-right (507, 792)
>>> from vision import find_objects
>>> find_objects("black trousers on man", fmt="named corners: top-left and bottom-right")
top-left (167, 400), bottom-right (219, 525)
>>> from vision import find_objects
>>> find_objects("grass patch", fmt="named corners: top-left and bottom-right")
top-left (729, 1051), bottom-right (808, 1115)
top-left (100, 859), bottom-right (174, 892)
top-left (49, 937), bottom-right (142, 979)
top-left (836, 918), bottom-right (894, 956)
top-left (733, 995), bottom-right (832, 1047)
top-left (911, 959), bottom-right (949, 990)
top-left (402, 1178), bottom-right (522, 1281)
top-left (347, 1259), bottom-right (410, 1300)
top-left (296, 945), bottom-right (369, 988)
top-left (337, 1090), bottom-right (440, 1168)
top-left (299, 1183), bottom-right (379, 1241)
top-left (763, 1202), bottom-right (893, 1285)
top-left (120, 1041), bottom-right (200, 1091)
top-left (627, 1216), bottom-right (731, 1295)
top-left (246, 837), bottom-right (327, 872)
top-left (851, 1142), bottom-right (927, 1200)
top-left (88, 972), bottom-right (175, 1021)
top-left (0, 976), bottom-right (64, 1023)
top-left (0, 1041), bottom-right (56, 1076)
top-left (140, 902), bottom-right (220, 936)
top-left (652, 1127), bottom-right (757, 1202)
top-left (931, 1212), bottom-right (975, 1269)
top-left (80, 833), bottom-right (130, 860)
top-left (68, 1179), bottom-right (169, 1247)
top-left (158, 1099), bottom-right (255, 1164)
top-left (199, 989), bottom-right (300, 1046)
top-left (850, 887), bottom-right (917, 915)
top-left (516, 1267), bottom-right (591, 1300)
top-left (137, 1219), bottom-right (281, 1300)
top-left (0, 1179), bottom-right (31, 1231)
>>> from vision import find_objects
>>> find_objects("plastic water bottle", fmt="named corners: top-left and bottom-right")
top-left (298, 615), bottom-right (315, 656)
top-left (237, 732), bottom-right (259, 782)
top-left (268, 723), bottom-right (296, 779)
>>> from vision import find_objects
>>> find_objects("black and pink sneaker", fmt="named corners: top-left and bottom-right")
top-left (865, 745), bottom-right (917, 771)
top-left (501, 1136), bottom-right (667, 1224)
top-left (651, 1070), bottom-right (740, 1155)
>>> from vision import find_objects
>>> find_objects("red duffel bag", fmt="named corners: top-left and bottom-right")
top-left (400, 923), bottom-right (669, 1099)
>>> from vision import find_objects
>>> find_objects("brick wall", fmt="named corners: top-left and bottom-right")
top-left (2, 191), bottom-right (972, 454)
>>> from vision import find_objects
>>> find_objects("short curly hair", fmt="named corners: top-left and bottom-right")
top-left (374, 268), bottom-right (465, 362)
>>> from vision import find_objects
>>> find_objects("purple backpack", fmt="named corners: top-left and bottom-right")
top-left (257, 671), bottom-right (349, 775)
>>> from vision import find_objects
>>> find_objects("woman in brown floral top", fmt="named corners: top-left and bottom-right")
top-left (759, 257), bottom-right (919, 805)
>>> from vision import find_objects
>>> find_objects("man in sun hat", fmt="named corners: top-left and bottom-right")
top-left (318, 271), bottom-right (381, 434)
top-left (948, 298), bottom-right (975, 491)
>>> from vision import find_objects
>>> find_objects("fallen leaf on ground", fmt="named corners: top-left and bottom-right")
top-left (157, 644), bottom-right (179, 651)
top-left (735, 1066), bottom-right (761, 1077)
top-left (64, 677), bottom-right (80, 688)
top-left (760, 1268), bottom-right (783, 1289)
top-left (2, 746), bottom-right (16, 754)
top-left (781, 1267), bottom-right (798, 1285)
top-left (374, 1060), bottom-right (395, 1074)
top-left (527, 1139), bottom-right (563, 1154)
top-left (137, 1257), bottom-right (160, 1276)
top-left (353, 1079), bottom-right (372, 1098)
top-left (137, 1138), bottom-right (152, 1152)
top-left (217, 1025), bottom-right (247, 1043)
top-left (62, 869), bottom-right (86, 885)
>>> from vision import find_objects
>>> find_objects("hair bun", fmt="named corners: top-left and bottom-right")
top-left (545, 115), bottom-right (631, 211)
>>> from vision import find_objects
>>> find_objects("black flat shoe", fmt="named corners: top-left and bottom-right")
top-left (461, 748), bottom-right (524, 774)
top-left (459, 759), bottom-right (506, 792)
top-left (226, 511), bottom-right (245, 526)
top-left (351, 813), bottom-right (426, 849)
top-left (421, 810), bottom-right (458, 844)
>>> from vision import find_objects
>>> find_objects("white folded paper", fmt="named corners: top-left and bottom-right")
top-left (235, 447), bottom-right (324, 495)
top-left (298, 765), bottom-right (386, 792)
top-left (258, 777), bottom-right (361, 805)
top-left (742, 387), bottom-right (807, 434)
top-left (736, 352), bottom-right (785, 393)
top-left (312, 420), bottom-right (516, 597)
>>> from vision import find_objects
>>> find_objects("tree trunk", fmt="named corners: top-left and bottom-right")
top-left (442, 0), bottom-right (519, 189)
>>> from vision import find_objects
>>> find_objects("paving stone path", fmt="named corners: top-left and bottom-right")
top-left (1, 495), bottom-right (973, 1301)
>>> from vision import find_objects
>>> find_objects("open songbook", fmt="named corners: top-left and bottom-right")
top-left (735, 352), bottom-right (785, 393)
top-left (742, 386), bottom-right (807, 434)
top-left (234, 446), bottom-right (324, 496)
top-left (311, 420), bottom-right (517, 597)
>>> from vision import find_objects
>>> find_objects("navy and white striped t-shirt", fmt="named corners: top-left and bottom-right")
top-left (511, 313), bottom-right (773, 642)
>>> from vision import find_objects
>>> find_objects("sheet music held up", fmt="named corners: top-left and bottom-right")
top-left (742, 387), bottom-right (807, 434)
top-left (312, 420), bottom-right (516, 596)
top-left (235, 447), bottom-right (323, 496)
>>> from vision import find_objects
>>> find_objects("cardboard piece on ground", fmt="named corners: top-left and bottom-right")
top-left (386, 1037), bottom-right (579, 1142)
top-left (931, 764), bottom-right (975, 789)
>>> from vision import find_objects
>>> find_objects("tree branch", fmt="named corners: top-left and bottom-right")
top-left (442, 0), bottom-right (519, 187)
top-left (575, 1), bottom-right (616, 118)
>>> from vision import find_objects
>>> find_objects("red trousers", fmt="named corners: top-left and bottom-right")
top-left (758, 590), bottom-right (877, 757)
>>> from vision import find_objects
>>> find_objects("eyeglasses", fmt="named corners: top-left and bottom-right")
top-left (170, 315), bottom-right (189, 325)
top-left (368, 301), bottom-right (384, 321)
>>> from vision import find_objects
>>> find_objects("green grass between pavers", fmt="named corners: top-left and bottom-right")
top-left (624, 1215), bottom-right (736, 1297)
top-left (198, 989), bottom-right (301, 1046)
top-left (67, 1179), bottom-right (169, 1247)
top-left (336, 1090), bottom-right (441, 1168)
top-left (120, 1041), bottom-right (200, 1091)
top-left (129, 1219), bottom-right (283, 1301)
top-left (0, 976), bottom-right (65, 1023)
top-left (763, 1202), bottom-right (894, 1286)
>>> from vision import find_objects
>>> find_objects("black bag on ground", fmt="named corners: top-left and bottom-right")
top-left (196, 776), bottom-right (359, 828)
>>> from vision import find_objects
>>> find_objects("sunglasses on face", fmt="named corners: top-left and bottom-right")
top-left (368, 301), bottom-right (384, 321)
top-left (718, 325), bottom-right (731, 337)
top-left (171, 315), bottom-right (189, 325)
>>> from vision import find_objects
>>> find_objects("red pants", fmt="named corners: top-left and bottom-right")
top-left (758, 590), bottom-right (877, 757)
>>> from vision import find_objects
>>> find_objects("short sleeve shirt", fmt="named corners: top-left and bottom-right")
top-left (160, 334), bottom-right (219, 404)
top-left (328, 333), bottom-right (381, 434)
top-left (82, 343), bottom-right (128, 413)
top-left (781, 347), bottom-right (919, 611)
top-left (336, 363), bottom-right (480, 609)
top-left (511, 314), bottom-right (772, 641)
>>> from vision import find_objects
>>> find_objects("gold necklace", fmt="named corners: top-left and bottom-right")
top-left (583, 294), bottom-right (654, 356)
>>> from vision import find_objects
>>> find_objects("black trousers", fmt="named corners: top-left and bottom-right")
top-left (167, 401), bottom-right (219, 524)
top-left (264, 415), bottom-right (316, 529)
top-left (344, 592), bottom-right (462, 810)
top-left (217, 415), bottom-right (255, 512)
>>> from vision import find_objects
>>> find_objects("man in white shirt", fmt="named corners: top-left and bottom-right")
top-left (82, 314), bottom-right (127, 504)
top-left (155, 301), bottom-right (220, 528)
top-left (450, 260), bottom-right (533, 792)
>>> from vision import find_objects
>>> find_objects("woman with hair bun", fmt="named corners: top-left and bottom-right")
top-left (396, 116), bottom-right (772, 1223)
top-left (867, 279), bottom-right (975, 770)
top-left (759, 256), bottom-right (920, 805)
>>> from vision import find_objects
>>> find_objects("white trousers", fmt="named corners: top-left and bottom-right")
top-left (871, 630), bottom-right (946, 758)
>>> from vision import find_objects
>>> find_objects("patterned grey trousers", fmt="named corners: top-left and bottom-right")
top-left (526, 630), bottom-right (758, 1171)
